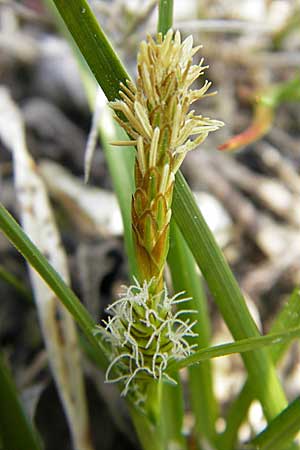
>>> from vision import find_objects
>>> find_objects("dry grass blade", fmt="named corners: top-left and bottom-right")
top-left (40, 160), bottom-right (122, 237)
top-left (0, 87), bottom-right (94, 450)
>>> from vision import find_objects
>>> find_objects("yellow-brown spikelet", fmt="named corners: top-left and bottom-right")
top-left (97, 31), bottom-right (224, 402)
top-left (111, 30), bottom-right (223, 294)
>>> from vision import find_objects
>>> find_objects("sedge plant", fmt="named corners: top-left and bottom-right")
top-left (1, 1), bottom-right (300, 450)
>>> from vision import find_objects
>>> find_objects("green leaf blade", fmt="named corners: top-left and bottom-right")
top-left (170, 327), bottom-right (300, 369)
top-left (220, 288), bottom-right (300, 450)
top-left (169, 222), bottom-right (217, 443)
top-left (251, 397), bottom-right (300, 450)
top-left (172, 171), bottom-right (287, 419)
top-left (0, 353), bottom-right (42, 450)
top-left (52, 0), bottom-right (128, 101)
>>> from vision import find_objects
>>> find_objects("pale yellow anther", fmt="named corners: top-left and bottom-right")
top-left (141, 63), bottom-right (156, 104)
top-left (149, 127), bottom-right (160, 168)
top-left (160, 29), bottom-right (173, 59)
top-left (139, 40), bottom-right (150, 67)
top-left (191, 45), bottom-right (203, 57)
top-left (137, 136), bottom-right (146, 175)
top-left (172, 152), bottom-right (186, 174)
top-left (134, 101), bottom-right (153, 139)
top-left (119, 82), bottom-right (135, 101)
top-left (159, 164), bottom-right (170, 194)
top-left (119, 90), bottom-right (133, 107)
top-left (174, 30), bottom-right (181, 46)
top-left (119, 102), bottom-right (146, 137)
top-left (110, 140), bottom-right (137, 146)
top-left (180, 35), bottom-right (194, 63)
top-left (126, 79), bottom-right (137, 93)
top-left (171, 103), bottom-right (182, 148)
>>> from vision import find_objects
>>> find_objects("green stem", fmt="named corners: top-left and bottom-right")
top-left (161, 373), bottom-right (187, 450)
top-left (156, 3), bottom-right (186, 449)
top-left (130, 405), bottom-right (164, 450)
top-left (0, 353), bottom-right (42, 450)
top-left (219, 287), bottom-right (300, 449)
top-left (172, 171), bottom-right (287, 419)
top-left (169, 222), bottom-right (217, 443)
top-left (158, 0), bottom-right (173, 35)
top-left (251, 397), bottom-right (300, 450)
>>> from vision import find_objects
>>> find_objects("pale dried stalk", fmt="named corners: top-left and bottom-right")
top-left (0, 87), bottom-right (93, 450)
top-left (40, 159), bottom-right (122, 236)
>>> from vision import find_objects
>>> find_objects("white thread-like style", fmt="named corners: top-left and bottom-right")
top-left (94, 278), bottom-right (197, 401)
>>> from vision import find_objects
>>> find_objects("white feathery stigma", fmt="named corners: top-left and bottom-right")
top-left (94, 278), bottom-right (197, 401)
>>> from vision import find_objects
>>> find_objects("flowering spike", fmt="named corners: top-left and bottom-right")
top-left (95, 279), bottom-right (197, 401)
top-left (113, 32), bottom-right (223, 291)
top-left (101, 31), bottom-right (224, 402)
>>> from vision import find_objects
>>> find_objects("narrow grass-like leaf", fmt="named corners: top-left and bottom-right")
top-left (169, 222), bottom-right (217, 443)
top-left (47, 0), bottom-right (137, 278)
top-left (250, 397), bottom-right (300, 450)
top-left (268, 287), bottom-right (300, 359)
top-left (51, 0), bottom-right (287, 420)
top-left (172, 171), bottom-right (287, 417)
top-left (217, 385), bottom-right (253, 450)
top-left (0, 203), bottom-right (108, 370)
top-left (220, 288), bottom-right (300, 450)
top-left (161, 374), bottom-right (187, 450)
top-left (0, 264), bottom-right (32, 303)
top-left (52, 0), bottom-right (127, 102)
top-left (0, 353), bottom-right (42, 450)
top-left (129, 406), bottom-right (164, 450)
top-left (169, 327), bottom-right (300, 370)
